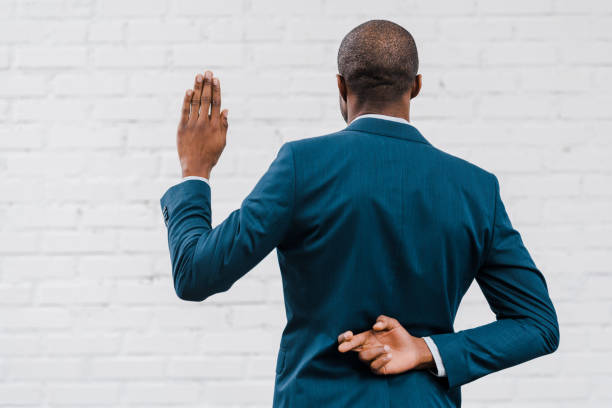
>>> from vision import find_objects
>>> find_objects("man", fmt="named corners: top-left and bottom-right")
top-left (160, 20), bottom-right (559, 407)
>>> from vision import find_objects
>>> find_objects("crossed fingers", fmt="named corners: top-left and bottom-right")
top-left (337, 315), bottom-right (399, 374)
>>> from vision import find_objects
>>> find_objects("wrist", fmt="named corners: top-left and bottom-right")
top-left (414, 337), bottom-right (436, 371)
top-left (181, 164), bottom-right (213, 179)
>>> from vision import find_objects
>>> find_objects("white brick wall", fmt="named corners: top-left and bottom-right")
top-left (1, 0), bottom-right (610, 406)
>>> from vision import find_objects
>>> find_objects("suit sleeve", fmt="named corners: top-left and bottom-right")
top-left (428, 174), bottom-right (560, 389)
top-left (160, 142), bottom-right (295, 301)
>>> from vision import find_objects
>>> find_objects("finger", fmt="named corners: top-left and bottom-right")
top-left (189, 73), bottom-right (204, 123)
top-left (373, 315), bottom-right (400, 332)
top-left (358, 345), bottom-right (390, 362)
top-left (338, 331), bottom-right (369, 353)
top-left (199, 70), bottom-right (213, 121)
top-left (338, 331), bottom-right (353, 344)
top-left (179, 89), bottom-right (192, 127)
top-left (221, 109), bottom-right (229, 130)
top-left (211, 76), bottom-right (221, 119)
top-left (370, 352), bottom-right (393, 373)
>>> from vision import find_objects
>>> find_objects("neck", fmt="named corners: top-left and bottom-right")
top-left (347, 99), bottom-right (411, 124)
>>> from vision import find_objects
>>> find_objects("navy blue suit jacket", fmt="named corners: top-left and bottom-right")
top-left (160, 117), bottom-right (560, 407)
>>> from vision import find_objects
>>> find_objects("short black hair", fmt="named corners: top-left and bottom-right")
top-left (337, 20), bottom-right (419, 103)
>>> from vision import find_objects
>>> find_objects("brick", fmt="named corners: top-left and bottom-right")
top-left (482, 43), bottom-right (558, 66)
top-left (128, 21), bottom-right (199, 43)
top-left (91, 357), bottom-right (166, 379)
top-left (250, 0), bottom-right (320, 14)
top-left (5, 204), bottom-right (79, 228)
top-left (554, 0), bottom-right (612, 14)
top-left (45, 334), bottom-right (121, 355)
top-left (479, 95), bottom-right (559, 119)
top-left (47, 384), bottom-right (120, 404)
top-left (96, 0), bottom-right (166, 17)
top-left (172, 44), bottom-right (245, 67)
top-left (419, 41), bottom-right (481, 67)
top-left (439, 18), bottom-right (513, 40)
top-left (42, 231), bottom-right (116, 253)
top-left (16, 46), bottom-right (88, 67)
top-left (478, 0), bottom-right (553, 14)
top-left (79, 255), bottom-right (154, 278)
top-left (0, 73), bottom-right (46, 96)
top-left (1, 256), bottom-right (75, 282)
top-left (92, 97), bottom-right (167, 120)
top-left (0, 232), bottom-right (42, 254)
top-left (168, 356), bottom-right (246, 378)
top-left (0, 307), bottom-right (71, 329)
top-left (0, 283), bottom-right (32, 304)
top-left (562, 41), bottom-right (612, 64)
top-left (73, 306), bottom-right (152, 330)
top-left (514, 17), bottom-right (592, 40)
top-left (93, 46), bottom-right (166, 67)
top-left (19, 0), bottom-right (91, 17)
top-left (123, 383), bottom-right (199, 404)
top-left (0, 335), bottom-right (42, 356)
top-left (203, 381), bottom-right (272, 405)
top-left (0, 46), bottom-right (8, 68)
top-left (46, 124), bottom-right (124, 148)
top-left (0, 124), bottom-right (45, 148)
top-left (124, 333), bottom-right (198, 354)
top-left (13, 99), bottom-right (88, 122)
top-left (88, 21), bottom-right (125, 42)
top-left (38, 282), bottom-right (111, 304)
top-left (0, 384), bottom-right (42, 404)
top-left (176, 0), bottom-right (243, 16)
top-left (52, 72), bottom-right (127, 96)
top-left (516, 378), bottom-right (589, 400)
top-left (250, 43), bottom-right (328, 67)
top-left (6, 358), bottom-right (83, 379)
top-left (244, 18), bottom-right (285, 41)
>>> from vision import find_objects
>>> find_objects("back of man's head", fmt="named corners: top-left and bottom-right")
top-left (337, 20), bottom-right (419, 104)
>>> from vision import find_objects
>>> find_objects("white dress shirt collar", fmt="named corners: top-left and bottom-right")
top-left (350, 113), bottom-right (412, 126)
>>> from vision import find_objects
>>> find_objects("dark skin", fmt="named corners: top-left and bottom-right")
top-left (337, 314), bottom-right (436, 375)
top-left (176, 70), bottom-right (435, 376)
top-left (177, 71), bottom-right (228, 179)
top-left (336, 72), bottom-right (422, 124)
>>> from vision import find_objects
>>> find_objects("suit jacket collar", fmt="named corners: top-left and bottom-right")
top-left (342, 116), bottom-right (432, 146)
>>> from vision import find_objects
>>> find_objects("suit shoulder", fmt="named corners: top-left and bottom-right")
top-left (429, 145), bottom-right (496, 182)
top-left (282, 129), bottom-right (347, 152)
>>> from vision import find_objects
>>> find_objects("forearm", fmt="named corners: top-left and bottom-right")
top-left (161, 179), bottom-right (214, 301)
top-left (428, 173), bottom-right (560, 389)
top-left (429, 315), bottom-right (559, 389)
top-left (162, 180), bottom-right (257, 301)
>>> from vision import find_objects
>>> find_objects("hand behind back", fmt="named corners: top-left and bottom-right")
top-left (337, 315), bottom-right (435, 375)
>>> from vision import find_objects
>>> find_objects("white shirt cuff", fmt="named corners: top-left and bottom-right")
top-left (423, 336), bottom-right (446, 377)
top-left (179, 176), bottom-right (209, 185)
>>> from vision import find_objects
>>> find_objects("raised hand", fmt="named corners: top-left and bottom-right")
top-left (337, 315), bottom-right (435, 375)
top-left (177, 70), bottom-right (229, 179)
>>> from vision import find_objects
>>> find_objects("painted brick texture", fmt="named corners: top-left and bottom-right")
top-left (0, 0), bottom-right (610, 406)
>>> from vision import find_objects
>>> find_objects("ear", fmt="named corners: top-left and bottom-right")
top-left (410, 74), bottom-right (422, 99)
top-left (336, 74), bottom-right (347, 101)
